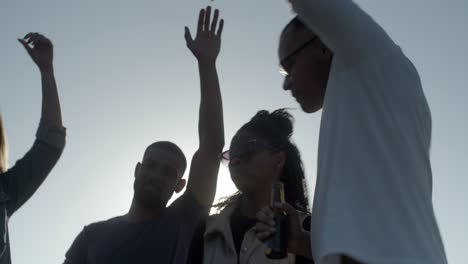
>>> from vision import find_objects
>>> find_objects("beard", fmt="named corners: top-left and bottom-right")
top-left (134, 180), bottom-right (168, 210)
top-left (135, 189), bottom-right (167, 210)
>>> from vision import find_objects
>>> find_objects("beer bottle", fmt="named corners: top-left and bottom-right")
top-left (265, 182), bottom-right (288, 259)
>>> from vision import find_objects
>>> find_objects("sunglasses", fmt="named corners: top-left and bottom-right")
top-left (279, 36), bottom-right (330, 76)
top-left (220, 139), bottom-right (281, 167)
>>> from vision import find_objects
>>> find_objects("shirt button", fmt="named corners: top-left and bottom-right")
top-left (243, 247), bottom-right (248, 252)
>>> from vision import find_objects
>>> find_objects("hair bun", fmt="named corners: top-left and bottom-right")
top-left (248, 108), bottom-right (294, 142)
top-left (270, 109), bottom-right (294, 140)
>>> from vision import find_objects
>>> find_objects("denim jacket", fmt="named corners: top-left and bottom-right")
top-left (202, 202), bottom-right (311, 264)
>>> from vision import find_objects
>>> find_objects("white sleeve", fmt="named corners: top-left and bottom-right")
top-left (291, 0), bottom-right (397, 65)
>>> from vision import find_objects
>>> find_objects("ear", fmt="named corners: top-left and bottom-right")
top-left (174, 178), bottom-right (186, 193)
top-left (134, 162), bottom-right (142, 178)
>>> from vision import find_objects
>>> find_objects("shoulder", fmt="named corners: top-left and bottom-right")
top-left (169, 190), bottom-right (210, 217)
top-left (80, 216), bottom-right (124, 236)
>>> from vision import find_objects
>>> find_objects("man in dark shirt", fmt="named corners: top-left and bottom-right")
top-left (63, 6), bottom-right (225, 264)
top-left (64, 182), bottom-right (208, 264)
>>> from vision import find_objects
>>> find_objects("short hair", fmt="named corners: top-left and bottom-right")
top-left (281, 16), bottom-right (313, 42)
top-left (281, 16), bottom-right (330, 56)
top-left (284, 16), bottom-right (309, 34)
top-left (144, 141), bottom-right (187, 172)
top-left (0, 114), bottom-right (8, 173)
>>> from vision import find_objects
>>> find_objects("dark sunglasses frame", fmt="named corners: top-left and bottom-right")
top-left (280, 36), bottom-right (330, 75)
top-left (220, 139), bottom-right (282, 167)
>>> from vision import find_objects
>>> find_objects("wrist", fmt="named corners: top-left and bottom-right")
top-left (197, 59), bottom-right (217, 67)
top-left (39, 64), bottom-right (54, 75)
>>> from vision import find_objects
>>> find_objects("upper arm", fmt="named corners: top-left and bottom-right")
top-left (1, 124), bottom-right (65, 216)
top-left (292, 0), bottom-right (397, 65)
top-left (186, 148), bottom-right (222, 209)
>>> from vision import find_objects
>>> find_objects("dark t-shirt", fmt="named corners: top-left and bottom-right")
top-left (64, 191), bottom-right (207, 264)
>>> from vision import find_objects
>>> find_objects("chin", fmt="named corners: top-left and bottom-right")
top-left (301, 102), bottom-right (322, 113)
top-left (232, 177), bottom-right (253, 194)
top-left (137, 191), bottom-right (166, 209)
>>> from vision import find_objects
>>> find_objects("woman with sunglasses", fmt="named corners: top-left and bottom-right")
top-left (0, 33), bottom-right (65, 263)
top-left (187, 109), bottom-right (313, 263)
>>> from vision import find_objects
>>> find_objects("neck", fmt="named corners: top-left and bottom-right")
top-left (126, 197), bottom-right (165, 223)
top-left (239, 188), bottom-right (271, 218)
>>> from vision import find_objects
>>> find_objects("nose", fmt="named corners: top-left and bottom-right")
top-left (283, 75), bottom-right (293, 91)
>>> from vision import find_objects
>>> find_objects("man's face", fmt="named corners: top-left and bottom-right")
top-left (279, 27), bottom-right (333, 113)
top-left (133, 147), bottom-right (185, 209)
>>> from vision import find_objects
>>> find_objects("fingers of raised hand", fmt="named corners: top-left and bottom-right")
top-left (22, 32), bottom-right (51, 48)
top-left (197, 9), bottom-right (205, 34)
top-left (210, 9), bottom-right (219, 33)
top-left (216, 19), bottom-right (224, 38)
top-left (203, 6), bottom-right (211, 32)
top-left (18, 38), bottom-right (33, 56)
top-left (197, 6), bottom-right (222, 38)
top-left (184, 26), bottom-right (194, 46)
top-left (24, 32), bottom-right (42, 46)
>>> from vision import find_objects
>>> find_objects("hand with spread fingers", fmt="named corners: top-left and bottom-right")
top-left (185, 6), bottom-right (224, 64)
top-left (255, 202), bottom-right (313, 259)
top-left (18, 33), bottom-right (54, 70)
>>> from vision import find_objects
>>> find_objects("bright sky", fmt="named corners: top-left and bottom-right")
top-left (1, 0), bottom-right (467, 263)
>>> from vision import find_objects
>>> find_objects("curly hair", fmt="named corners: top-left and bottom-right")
top-left (215, 109), bottom-right (309, 212)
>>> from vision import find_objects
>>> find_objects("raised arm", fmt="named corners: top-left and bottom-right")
top-left (184, 7), bottom-right (225, 208)
top-left (0, 33), bottom-right (66, 216)
top-left (19, 33), bottom-right (63, 127)
top-left (290, 0), bottom-right (397, 65)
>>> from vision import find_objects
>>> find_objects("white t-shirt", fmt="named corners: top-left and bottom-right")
top-left (291, 1), bottom-right (448, 263)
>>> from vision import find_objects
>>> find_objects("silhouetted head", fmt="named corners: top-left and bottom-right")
top-left (279, 16), bottom-right (333, 113)
top-left (225, 109), bottom-right (308, 211)
top-left (133, 141), bottom-right (187, 209)
top-left (0, 114), bottom-right (7, 173)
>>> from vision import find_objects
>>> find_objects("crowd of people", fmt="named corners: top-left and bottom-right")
top-left (0, 1), bottom-right (448, 264)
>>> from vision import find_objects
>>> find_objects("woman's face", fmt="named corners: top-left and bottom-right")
top-left (227, 130), bottom-right (284, 194)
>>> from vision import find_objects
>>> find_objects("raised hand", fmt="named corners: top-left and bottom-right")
top-left (185, 6), bottom-right (224, 64)
top-left (18, 33), bottom-right (54, 70)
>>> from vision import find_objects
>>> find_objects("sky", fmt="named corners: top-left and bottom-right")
top-left (1, 0), bottom-right (467, 263)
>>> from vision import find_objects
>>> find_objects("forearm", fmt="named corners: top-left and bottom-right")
top-left (197, 61), bottom-right (224, 152)
top-left (185, 61), bottom-right (224, 208)
top-left (40, 66), bottom-right (63, 128)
